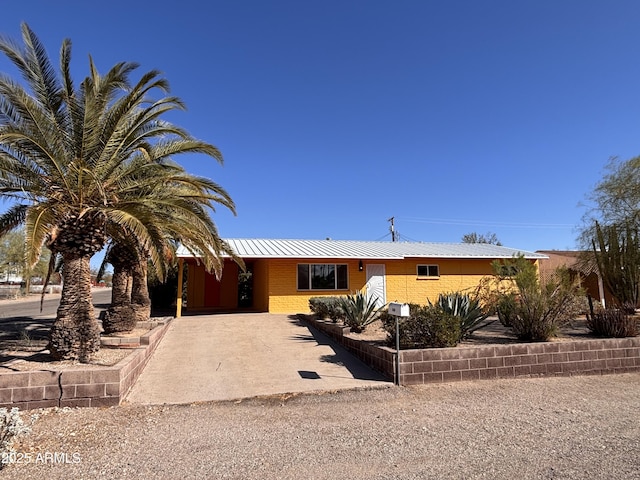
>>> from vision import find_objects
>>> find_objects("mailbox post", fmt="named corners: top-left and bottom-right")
top-left (388, 302), bottom-right (410, 385)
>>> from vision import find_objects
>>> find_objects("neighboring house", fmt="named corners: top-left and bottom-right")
top-left (0, 273), bottom-right (22, 284)
top-left (536, 250), bottom-right (611, 308)
top-left (176, 239), bottom-right (547, 315)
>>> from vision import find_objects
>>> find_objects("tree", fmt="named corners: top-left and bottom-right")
top-left (100, 165), bottom-right (239, 334)
top-left (579, 155), bottom-right (640, 248)
top-left (592, 221), bottom-right (640, 312)
top-left (461, 232), bottom-right (502, 245)
top-left (586, 156), bottom-right (640, 230)
top-left (0, 229), bottom-right (49, 285)
top-left (579, 156), bottom-right (640, 311)
top-left (0, 230), bottom-right (24, 282)
top-left (0, 24), bottom-right (234, 360)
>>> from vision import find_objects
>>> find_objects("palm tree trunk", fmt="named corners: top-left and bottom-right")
top-left (102, 264), bottom-right (135, 334)
top-left (48, 252), bottom-right (101, 361)
top-left (131, 259), bottom-right (151, 323)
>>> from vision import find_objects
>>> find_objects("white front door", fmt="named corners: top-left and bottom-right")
top-left (365, 264), bottom-right (386, 308)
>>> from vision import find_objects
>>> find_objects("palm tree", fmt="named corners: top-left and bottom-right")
top-left (0, 24), bottom-right (234, 361)
top-left (100, 166), bottom-right (238, 333)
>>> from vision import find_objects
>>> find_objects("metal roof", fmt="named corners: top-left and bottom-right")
top-left (177, 238), bottom-right (548, 260)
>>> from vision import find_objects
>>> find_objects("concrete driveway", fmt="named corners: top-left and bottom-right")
top-left (125, 313), bottom-right (390, 405)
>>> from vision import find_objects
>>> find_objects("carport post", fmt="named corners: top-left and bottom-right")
top-left (176, 258), bottom-right (184, 318)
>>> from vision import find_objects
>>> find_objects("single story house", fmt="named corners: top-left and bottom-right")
top-left (175, 238), bottom-right (547, 315)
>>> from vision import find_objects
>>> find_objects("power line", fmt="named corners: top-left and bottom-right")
top-left (397, 232), bottom-right (422, 243)
top-left (375, 232), bottom-right (392, 241)
top-left (398, 216), bottom-right (574, 229)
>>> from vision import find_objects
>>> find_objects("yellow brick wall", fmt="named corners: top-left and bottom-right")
top-left (186, 256), bottom-right (539, 314)
top-left (384, 258), bottom-right (497, 305)
top-left (265, 258), bottom-right (539, 314)
top-left (266, 259), bottom-right (363, 313)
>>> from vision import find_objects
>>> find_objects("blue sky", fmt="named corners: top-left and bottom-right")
top-left (2, 0), bottom-right (640, 257)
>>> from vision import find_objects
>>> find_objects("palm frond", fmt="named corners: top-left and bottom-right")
top-left (0, 204), bottom-right (28, 235)
top-left (23, 204), bottom-right (60, 266)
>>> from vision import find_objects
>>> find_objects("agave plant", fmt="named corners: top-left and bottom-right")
top-left (338, 291), bottom-right (384, 333)
top-left (432, 292), bottom-right (493, 341)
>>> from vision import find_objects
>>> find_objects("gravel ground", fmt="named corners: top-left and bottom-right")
top-left (3, 373), bottom-right (640, 479)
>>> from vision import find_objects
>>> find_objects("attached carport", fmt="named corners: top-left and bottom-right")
top-left (125, 313), bottom-right (390, 405)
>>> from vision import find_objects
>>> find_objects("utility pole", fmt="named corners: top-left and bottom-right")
top-left (388, 217), bottom-right (397, 242)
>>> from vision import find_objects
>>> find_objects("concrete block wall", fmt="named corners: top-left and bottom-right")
top-left (399, 337), bottom-right (640, 385)
top-left (304, 315), bottom-right (640, 386)
top-left (0, 318), bottom-right (172, 410)
top-left (305, 316), bottom-right (395, 380)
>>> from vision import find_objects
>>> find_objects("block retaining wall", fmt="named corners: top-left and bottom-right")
top-left (0, 318), bottom-right (172, 410)
top-left (304, 316), bottom-right (640, 385)
top-left (100, 320), bottom-right (166, 348)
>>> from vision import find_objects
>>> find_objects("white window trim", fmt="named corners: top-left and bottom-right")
top-left (297, 263), bottom-right (349, 291)
top-left (417, 264), bottom-right (440, 278)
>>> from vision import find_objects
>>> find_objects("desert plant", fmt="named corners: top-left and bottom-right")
top-left (474, 263), bottom-right (519, 322)
top-left (379, 304), bottom-right (421, 331)
top-left (431, 292), bottom-right (492, 340)
top-left (382, 304), bottom-right (460, 348)
top-left (495, 257), bottom-right (585, 341)
top-left (338, 291), bottom-right (383, 333)
top-left (325, 298), bottom-right (345, 322)
top-left (309, 297), bottom-right (330, 319)
top-left (496, 293), bottom-right (518, 327)
top-left (586, 309), bottom-right (638, 337)
top-left (0, 408), bottom-right (34, 469)
top-left (309, 297), bottom-right (344, 322)
top-left (592, 222), bottom-right (640, 312)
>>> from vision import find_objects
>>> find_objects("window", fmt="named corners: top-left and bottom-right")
top-left (417, 264), bottom-right (439, 278)
top-left (297, 264), bottom-right (348, 290)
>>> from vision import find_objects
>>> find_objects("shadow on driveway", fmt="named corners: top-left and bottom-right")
top-left (125, 312), bottom-right (391, 405)
top-left (287, 315), bottom-right (385, 382)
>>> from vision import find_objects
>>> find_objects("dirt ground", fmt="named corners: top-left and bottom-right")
top-left (2, 373), bottom-right (639, 479)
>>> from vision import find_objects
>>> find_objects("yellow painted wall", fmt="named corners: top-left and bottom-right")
top-left (266, 259), bottom-right (362, 313)
top-left (384, 258), bottom-right (497, 305)
top-left (186, 256), bottom-right (539, 314)
top-left (264, 258), bottom-right (539, 314)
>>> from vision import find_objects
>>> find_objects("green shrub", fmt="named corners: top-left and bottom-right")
top-left (309, 297), bottom-right (329, 318)
top-left (383, 304), bottom-right (460, 349)
top-left (587, 309), bottom-right (638, 337)
top-left (309, 297), bottom-right (344, 322)
top-left (432, 292), bottom-right (492, 341)
top-left (379, 303), bottom-right (421, 331)
top-left (338, 291), bottom-right (383, 333)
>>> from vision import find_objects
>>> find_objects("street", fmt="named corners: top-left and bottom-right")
top-left (0, 288), bottom-right (112, 321)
